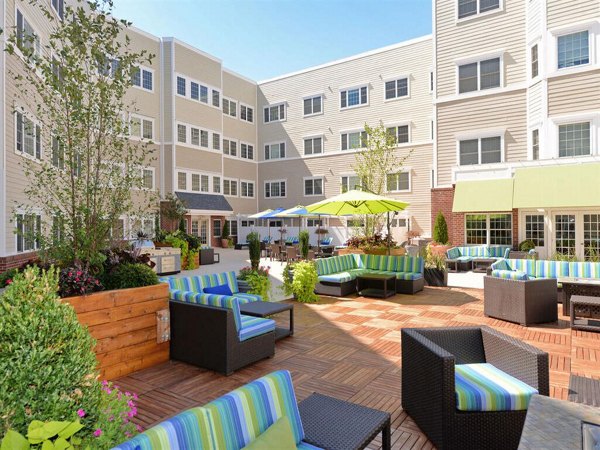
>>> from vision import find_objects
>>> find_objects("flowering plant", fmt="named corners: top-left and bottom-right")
top-left (90, 381), bottom-right (141, 445)
top-left (238, 265), bottom-right (270, 279)
top-left (58, 263), bottom-right (103, 298)
top-left (238, 266), bottom-right (271, 301)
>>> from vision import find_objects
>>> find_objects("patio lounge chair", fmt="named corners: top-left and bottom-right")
top-left (402, 326), bottom-right (549, 450)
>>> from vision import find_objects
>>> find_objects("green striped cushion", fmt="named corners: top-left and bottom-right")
top-left (491, 259), bottom-right (511, 271)
top-left (396, 272), bottom-right (423, 280)
top-left (239, 315), bottom-right (275, 341)
top-left (491, 269), bottom-right (528, 280)
top-left (535, 260), bottom-right (569, 279)
top-left (205, 370), bottom-right (305, 448)
top-left (462, 246), bottom-right (490, 257)
top-left (397, 256), bottom-right (424, 273)
top-left (362, 255), bottom-right (396, 271)
top-left (569, 262), bottom-right (600, 279)
top-left (447, 247), bottom-right (461, 259)
top-left (455, 363), bottom-right (538, 411)
top-left (508, 259), bottom-right (537, 278)
top-left (488, 245), bottom-right (511, 258)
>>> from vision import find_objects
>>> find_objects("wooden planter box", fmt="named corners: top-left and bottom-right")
top-left (65, 284), bottom-right (170, 380)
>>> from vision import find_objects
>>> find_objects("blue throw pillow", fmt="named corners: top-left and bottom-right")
top-left (203, 283), bottom-right (233, 296)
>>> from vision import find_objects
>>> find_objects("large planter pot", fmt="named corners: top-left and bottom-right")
top-left (221, 239), bottom-right (229, 248)
top-left (390, 248), bottom-right (406, 256)
top-left (430, 244), bottom-right (451, 257)
top-left (65, 284), bottom-right (170, 380)
top-left (337, 248), bottom-right (363, 255)
top-left (424, 268), bottom-right (448, 287)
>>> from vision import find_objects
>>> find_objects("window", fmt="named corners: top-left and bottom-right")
top-left (51, 0), bottom-right (64, 19)
top-left (341, 175), bottom-right (361, 193)
top-left (531, 44), bottom-right (538, 78)
top-left (16, 9), bottom-right (40, 56)
top-left (199, 220), bottom-right (208, 244)
top-left (200, 174), bottom-right (209, 192)
top-left (458, 0), bottom-right (500, 19)
top-left (52, 136), bottom-right (64, 169)
top-left (241, 181), bottom-right (255, 198)
top-left (191, 128), bottom-right (200, 146)
top-left (559, 122), bottom-right (590, 157)
top-left (191, 220), bottom-right (199, 236)
top-left (213, 133), bottom-right (221, 151)
top-left (459, 136), bottom-right (502, 165)
top-left (265, 180), bottom-right (286, 198)
top-left (385, 78), bottom-right (408, 100)
top-left (241, 220), bottom-right (255, 227)
top-left (176, 76), bottom-right (186, 96)
top-left (525, 214), bottom-right (544, 247)
top-left (212, 89), bottom-right (220, 108)
top-left (130, 116), bottom-right (153, 140)
top-left (177, 172), bottom-right (187, 190)
top-left (191, 173), bottom-right (200, 191)
top-left (200, 130), bottom-right (209, 148)
top-left (213, 176), bottom-right (221, 193)
top-left (387, 125), bottom-right (409, 144)
top-left (241, 143), bottom-right (254, 160)
top-left (132, 67), bottom-right (153, 91)
top-left (303, 95), bottom-right (322, 116)
top-left (15, 213), bottom-right (41, 252)
top-left (458, 58), bottom-right (500, 93)
top-left (142, 168), bottom-right (154, 190)
top-left (223, 139), bottom-right (237, 156)
top-left (307, 219), bottom-right (322, 227)
top-left (558, 31), bottom-right (589, 69)
top-left (430, 71), bottom-right (434, 92)
top-left (466, 213), bottom-right (512, 245)
top-left (304, 178), bottom-right (323, 196)
top-left (532, 129), bottom-right (539, 160)
top-left (177, 124), bottom-right (186, 143)
top-left (223, 98), bottom-right (237, 118)
top-left (304, 137), bottom-right (322, 155)
top-left (228, 220), bottom-right (238, 239)
top-left (15, 112), bottom-right (41, 159)
top-left (223, 179), bottom-right (238, 196)
top-left (213, 219), bottom-right (221, 239)
top-left (240, 105), bottom-right (254, 123)
top-left (264, 142), bottom-right (285, 160)
top-left (387, 172), bottom-right (410, 192)
top-left (190, 82), bottom-right (199, 100)
top-left (341, 131), bottom-right (367, 151)
top-left (340, 86), bottom-right (368, 109)
top-left (264, 104), bottom-right (285, 123)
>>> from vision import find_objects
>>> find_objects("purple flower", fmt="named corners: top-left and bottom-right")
top-left (94, 428), bottom-right (102, 437)
top-left (77, 408), bottom-right (85, 418)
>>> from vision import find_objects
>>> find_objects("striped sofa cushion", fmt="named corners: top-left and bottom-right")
top-left (488, 245), bottom-right (511, 258)
top-left (397, 256), bottom-right (424, 273)
top-left (315, 255), bottom-right (359, 276)
top-left (569, 262), bottom-right (600, 279)
top-left (204, 370), bottom-right (305, 448)
top-left (161, 272), bottom-right (240, 295)
top-left (239, 315), bottom-right (276, 341)
top-left (111, 407), bottom-right (215, 450)
top-left (361, 254), bottom-right (396, 271)
top-left (455, 363), bottom-right (538, 411)
top-left (535, 260), bottom-right (569, 279)
top-left (491, 259), bottom-right (511, 271)
top-left (235, 292), bottom-right (263, 302)
top-left (446, 247), bottom-right (461, 260)
top-left (507, 259), bottom-right (537, 278)
top-left (491, 269), bottom-right (529, 281)
top-left (462, 246), bottom-right (490, 257)
top-left (396, 272), bottom-right (423, 280)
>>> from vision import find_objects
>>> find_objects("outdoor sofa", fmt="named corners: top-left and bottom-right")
top-left (162, 272), bottom-right (274, 375)
top-left (402, 326), bottom-right (549, 450)
top-left (446, 245), bottom-right (511, 272)
top-left (314, 254), bottom-right (424, 297)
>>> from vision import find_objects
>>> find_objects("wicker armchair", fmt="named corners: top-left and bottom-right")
top-left (401, 326), bottom-right (549, 450)
top-left (484, 276), bottom-right (558, 326)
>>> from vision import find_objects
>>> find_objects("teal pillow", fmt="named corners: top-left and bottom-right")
top-left (242, 416), bottom-right (296, 450)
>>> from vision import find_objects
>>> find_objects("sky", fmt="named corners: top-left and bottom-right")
top-left (112, 0), bottom-right (432, 82)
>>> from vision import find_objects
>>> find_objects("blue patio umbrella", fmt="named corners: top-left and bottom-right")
top-left (275, 205), bottom-right (329, 251)
top-left (248, 208), bottom-right (286, 241)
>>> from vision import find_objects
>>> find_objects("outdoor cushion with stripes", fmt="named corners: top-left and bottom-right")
top-left (491, 269), bottom-right (529, 281)
top-left (395, 272), bottom-right (423, 280)
top-left (239, 314), bottom-right (276, 341)
top-left (455, 363), bottom-right (538, 411)
top-left (535, 260), bottom-right (569, 279)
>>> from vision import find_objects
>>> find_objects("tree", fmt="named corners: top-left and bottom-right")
top-left (433, 212), bottom-right (449, 244)
top-left (353, 122), bottom-right (412, 236)
top-left (6, 0), bottom-right (156, 269)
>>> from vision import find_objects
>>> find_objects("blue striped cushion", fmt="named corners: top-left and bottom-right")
top-left (396, 272), bottom-right (423, 280)
top-left (318, 272), bottom-right (354, 283)
top-left (239, 315), bottom-right (275, 341)
top-left (569, 262), bottom-right (600, 279)
top-left (535, 260), bottom-right (569, 279)
top-left (447, 247), bottom-right (461, 259)
top-left (491, 259), bottom-right (510, 271)
top-left (362, 255), bottom-right (396, 271)
top-left (205, 370), bottom-right (305, 448)
top-left (508, 259), bottom-right (537, 278)
top-left (488, 245), bottom-right (511, 258)
top-left (397, 256), bottom-right (424, 273)
top-left (235, 292), bottom-right (263, 302)
top-left (455, 363), bottom-right (538, 411)
top-left (298, 442), bottom-right (324, 449)
top-left (491, 269), bottom-right (528, 280)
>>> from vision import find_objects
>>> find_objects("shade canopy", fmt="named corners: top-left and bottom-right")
top-left (513, 163), bottom-right (600, 209)
top-left (274, 205), bottom-right (329, 218)
top-left (305, 190), bottom-right (409, 216)
top-left (452, 179), bottom-right (514, 213)
top-left (248, 208), bottom-right (286, 219)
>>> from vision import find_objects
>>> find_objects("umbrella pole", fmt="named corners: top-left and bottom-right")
top-left (387, 211), bottom-right (391, 256)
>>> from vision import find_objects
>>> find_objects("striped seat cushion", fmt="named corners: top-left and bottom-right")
top-left (161, 271), bottom-right (240, 295)
top-left (455, 363), bottom-right (538, 411)
top-left (396, 272), bottom-right (423, 280)
top-left (315, 255), bottom-right (359, 276)
top-left (318, 272), bottom-right (355, 283)
top-left (204, 370), bottom-right (305, 448)
top-left (298, 442), bottom-right (323, 449)
top-left (491, 259), bottom-right (511, 271)
top-left (488, 245), bottom-right (511, 258)
top-left (397, 256), bottom-right (424, 273)
top-left (111, 407), bottom-right (215, 450)
top-left (535, 260), bottom-right (569, 279)
top-left (235, 292), bottom-right (263, 302)
top-left (491, 269), bottom-right (529, 281)
top-left (456, 256), bottom-right (473, 262)
top-left (508, 259), bottom-right (537, 278)
top-left (569, 262), bottom-right (600, 279)
top-left (239, 315), bottom-right (275, 341)
top-left (361, 254), bottom-right (396, 271)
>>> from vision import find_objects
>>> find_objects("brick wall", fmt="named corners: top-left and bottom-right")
top-left (0, 252), bottom-right (39, 272)
top-left (431, 187), bottom-right (464, 246)
top-left (512, 208), bottom-right (519, 249)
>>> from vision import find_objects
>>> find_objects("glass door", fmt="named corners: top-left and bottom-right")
top-left (554, 214), bottom-right (576, 258)
top-left (583, 214), bottom-right (600, 261)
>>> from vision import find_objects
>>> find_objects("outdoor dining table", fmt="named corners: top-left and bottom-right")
top-left (558, 277), bottom-right (600, 312)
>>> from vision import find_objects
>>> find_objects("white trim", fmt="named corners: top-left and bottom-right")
top-left (13, 108), bottom-right (42, 162)
top-left (435, 82), bottom-right (527, 104)
top-left (385, 122), bottom-right (412, 145)
top-left (455, 52), bottom-right (504, 95)
top-left (239, 179), bottom-right (256, 198)
top-left (340, 129), bottom-right (366, 151)
top-left (140, 166), bottom-right (156, 191)
top-left (386, 170), bottom-right (412, 193)
top-left (548, 112), bottom-right (599, 158)
top-left (302, 176), bottom-right (325, 197)
top-left (132, 64), bottom-right (155, 93)
top-left (0, 0), bottom-right (6, 255)
top-left (382, 75), bottom-right (411, 102)
top-left (129, 113), bottom-right (156, 141)
top-left (263, 102), bottom-right (286, 124)
top-left (223, 177), bottom-right (239, 197)
top-left (263, 179), bottom-right (287, 199)
top-left (339, 84), bottom-right (369, 110)
top-left (239, 102), bottom-right (255, 123)
top-left (527, 39), bottom-right (542, 84)
top-left (455, 0), bottom-right (504, 24)
top-left (174, 72), bottom-right (221, 109)
top-left (455, 133), bottom-right (505, 167)
top-left (263, 140), bottom-right (286, 160)
top-left (302, 135), bottom-right (324, 156)
top-left (546, 21), bottom-right (599, 78)
top-left (222, 96), bottom-right (238, 119)
top-left (239, 141), bottom-right (255, 161)
top-left (175, 121), bottom-right (221, 153)
top-left (302, 93), bottom-right (324, 117)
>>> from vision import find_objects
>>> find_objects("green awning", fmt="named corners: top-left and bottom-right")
top-left (513, 163), bottom-right (600, 208)
top-left (452, 178), bottom-right (514, 213)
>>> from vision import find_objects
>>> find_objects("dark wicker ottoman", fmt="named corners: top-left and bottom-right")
top-left (298, 393), bottom-right (391, 450)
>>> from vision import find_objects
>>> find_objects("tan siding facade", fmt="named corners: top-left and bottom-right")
top-left (547, 0), bottom-right (600, 29)
top-left (547, 70), bottom-right (600, 117)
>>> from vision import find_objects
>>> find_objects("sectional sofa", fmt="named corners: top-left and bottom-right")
top-left (161, 272), bottom-right (275, 374)
top-left (314, 254), bottom-right (424, 297)
top-left (446, 245), bottom-right (512, 272)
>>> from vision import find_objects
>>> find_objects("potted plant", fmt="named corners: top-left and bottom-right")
top-left (286, 261), bottom-right (318, 303)
top-left (247, 232), bottom-right (261, 270)
top-left (430, 212), bottom-right (451, 256)
top-left (299, 230), bottom-right (310, 259)
top-left (221, 221), bottom-right (230, 248)
top-left (422, 244), bottom-right (448, 287)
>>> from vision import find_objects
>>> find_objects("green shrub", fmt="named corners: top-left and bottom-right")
top-left (0, 267), bottom-right (101, 436)
top-left (247, 232), bottom-right (261, 270)
top-left (299, 230), bottom-right (309, 259)
top-left (433, 212), bottom-right (449, 245)
top-left (281, 262), bottom-right (295, 298)
top-left (186, 249), bottom-right (199, 270)
top-left (245, 270), bottom-right (271, 301)
top-left (291, 261), bottom-right (319, 303)
top-left (221, 220), bottom-right (230, 240)
top-left (103, 263), bottom-right (159, 290)
top-left (519, 239), bottom-right (536, 252)
top-left (0, 267), bottom-right (19, 288)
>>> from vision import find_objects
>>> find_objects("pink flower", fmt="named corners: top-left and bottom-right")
top-left (93, 428), bottom-right (102, 437)
top-left (76, 271), bottom-right (82, 276)
top-left (102, 380), bottom-right (109, 386)
top-left (5, 279), bottom-right (11, 285)
top-left (133, 393), bottom-right (139, 400)
top-left (77, 409), bottom-right (85, 418)
top-left (136, 424), bottom-right (143, 432)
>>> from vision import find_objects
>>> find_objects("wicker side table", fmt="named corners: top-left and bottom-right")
top-left (570, 295), bottom-right (600, 332)
top-left (298, 393), bottom-right (391, 450)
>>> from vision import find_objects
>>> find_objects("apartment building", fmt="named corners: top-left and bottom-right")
top-left (432, 0), bottom-right (600, 260)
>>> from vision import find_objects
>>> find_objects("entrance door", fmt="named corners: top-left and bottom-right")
top-left (554, 214), bottom-right (577, 258)
top-left (552, 213), bottom-right (600, 261)
top-left (583, 213), bottom-right (600, 260)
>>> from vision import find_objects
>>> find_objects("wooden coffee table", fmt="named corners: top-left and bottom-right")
top-left (357, 274), bottom-right (396, 299)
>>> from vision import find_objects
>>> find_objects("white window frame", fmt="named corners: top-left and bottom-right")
top-left (263, 102), bottom-right (286, 124)
top-left (464, 212), bottom-right (513, 246)
top-left (141, 167), bottom-right (155, 191)
top-left (339, 84), bottom-right (369, 110)
top-left (264, 179), bottom-right (287, 199)
top-left (548, 22), bottom-right (598, 78)
top-left (176, 169), bottom-right (222, 194)
top-left (383, 75), bottom-right (410, 102)
top-left (132, 65), bottom-right (155, 93)
top-left (15, 7), bottom-right (41, 58)
top-left (386, 170), bottom-right (412, 193)
top-left (340, 173), bottom-right (362, 193)
top-left (340, 129), bottom-right (367, 151)
top-left (129, 113), bottom-right (155, 141)
top-left (264, 141), bottom-right (286, 160)
top-left (15, 211), bottom-right (41, 253)
top-left (240, 142), bottom-right (255, 160)
top-left (386, 122), bottom-right (411, 145)
top-left (550, 112), bottom-right (599, 159)
top-left (527, 39), bottom-right (541, 82)
top-left (222, 96), bottom-right (237, 118)
top-left (240, 179), bottom-right (255, 198)
top-left (455, 51), bottom-right (504, 95)
top-left (175, 121), bottom-right (220, 152)
top-left (223, 137), bottom-right (238, 157)
top-left (455, 129), bottom-right (505, 166)
top-left (455, 0), bottom-right (504, 23)
top-left (15, 110), bottom-right (42, 161)
top-left (303, 134), bottom-right (324, 155)
top-left (174, 72), bottom-right (220, 108)
top-left (176, 171), bottom-right (188, 191)
top-left (303, 176), bottom-right (324, 197)
top-left (240, 103), bottom-right (254, 123)
top-left (302, 93), bottom-right (324, 117)
top-left (51, 0), bottom-right (64, 20)
top-left (223, 177), bottom-right (239, 197)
